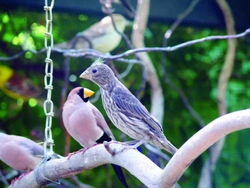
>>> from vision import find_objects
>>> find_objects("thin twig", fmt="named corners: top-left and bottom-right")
top-left (165, 79), bottom-right (205, 127)
top-left (0, 49), bottom-right (43, 61)
top-left (132, 0), bottom-right (164, 123)
top-left (118, 63), bottom-right (134, 79)
top-left (198, 0), bottom-right (237, 187)
top-left (160, 0), bottom-right (205, 128)
top-left (62, 28), bottom-right (250, 58)
top-left (163, 0), bottom-right (201, 44)
top-left (110, 13), bottom-right (134, 50)
top-left (161, 0), bottom-right (200, 77)
top-left (1, 28), bottom-right (249, 61)
top-left (109, 13), bottom-right (147, 97)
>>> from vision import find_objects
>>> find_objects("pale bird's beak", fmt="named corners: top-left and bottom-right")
top-left (84, 88), bottom-right (95, 98)
top-left (80, 71), bottom-right (91, 79)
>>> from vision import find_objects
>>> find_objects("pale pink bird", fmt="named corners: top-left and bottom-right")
top-left (0, 132), bottom-right (45, 172)
top-left (0, 132), bottom-right (62, 186)
top-left (62, 87), bottom-right (128, 188)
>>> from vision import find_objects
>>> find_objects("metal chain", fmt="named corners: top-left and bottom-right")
top-left (43, 0), bottom-right (55, 157)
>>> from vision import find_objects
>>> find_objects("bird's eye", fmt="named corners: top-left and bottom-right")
top-left (92, 69), bottom-right (97, 74)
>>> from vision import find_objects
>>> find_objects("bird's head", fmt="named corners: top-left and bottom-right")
top-left (101, 14), bottom-right (127, 33)
top-left (0, 65), bottom-right (13, 86)
top-left (80, 60), bottom-right (115, 90)
top-left (77, 87), bottom-right (95, 102)
top-left (68, 87), bottom-right (95, 103)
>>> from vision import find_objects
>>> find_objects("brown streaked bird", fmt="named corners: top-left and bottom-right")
top-left (62, 87), bottom-right (128, 188)
top-left (79, 60), bottom-right (177, 155)
top-left (54, 14), bottom-right (127, 53)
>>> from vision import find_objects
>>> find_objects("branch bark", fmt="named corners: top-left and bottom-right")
top-left (198, 0), bottom-right (237, 187)
top-left (9, 109), bottom-right (250, 188)
top-left (131, 0), bottom-right (164, 124)
top-left (217, 0), bottom-right (237, 116)
top-left (9, 144), bottom-right (162, 188)
top-left (158, 109), bottom-right (250, 188)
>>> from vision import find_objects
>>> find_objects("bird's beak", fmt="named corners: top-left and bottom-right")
top-left (84, 88), bottom-right (95, 98)
top-left (80, 71), bottom-right (91, 80)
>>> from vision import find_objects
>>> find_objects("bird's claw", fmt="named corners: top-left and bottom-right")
top-left (11, 172), bottom-right (31, 185)
top-left (67, 149), bottom-right (83, 160)
top-left (68, 144), bottom-right (99, 159)
top-left (104, 141), bottom-right (116, 156)
top-left (104, 141), bottom-right (135, 156)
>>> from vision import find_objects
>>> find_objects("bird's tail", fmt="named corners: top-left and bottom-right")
top-left (150, 136), bottom-right (178, 155)
top-left (162, 140), bottom-right (178, 155)
top-left (111, 164), bottom-right (129, 188)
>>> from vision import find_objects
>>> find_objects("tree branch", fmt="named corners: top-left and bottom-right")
top-left (1, 29), bottom-right (250, 61)
top-left (217, 0), bottom-right (237, 116)
top-left (161, 0), bottom-right (205, 128)
top-left (158, 109), bottom-right (250, 188)
top-left (198, 0), bottom-right (237, 187)
top-left (9, 144), bottom-right (161, 188)
top-left (9, 109), bottom-right (250, 188)
top-left (132, 0), bottom-right (164, 124)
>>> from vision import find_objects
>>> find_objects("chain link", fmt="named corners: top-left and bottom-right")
top-left (43, 0), bottom-right (55, 156)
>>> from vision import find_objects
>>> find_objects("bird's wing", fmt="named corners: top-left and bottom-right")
top-left (67, 25), bottom-right (108, 50)
top-left (90, 103), bottom-right (116, 140)
top-left (111, 86), bottom-right (163, 132)
top-left (17, 138), bottom-right (44, 158)
top-left (80, 22), bottom-right (109, 39)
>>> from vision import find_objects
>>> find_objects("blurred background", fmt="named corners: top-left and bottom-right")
top-left (0, 0), bottom-right (250, 187)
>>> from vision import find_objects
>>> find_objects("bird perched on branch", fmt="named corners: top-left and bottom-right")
top-left (0, 132), bottom-right (57, 172)
top-left (80, 60), bottom-right (177, 155)
top-left (0, 65), bottom-right (41, 101)
top-left (54, 14), bottom-right (127, 53)
top-left (62, 87), bottom-right (128, 188)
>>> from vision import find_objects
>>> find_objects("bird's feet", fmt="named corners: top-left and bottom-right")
top-left (80, 144), bottom-right (99, 155)
top-left (104, 140), bottom-right (143, 156)
top-left (67, 149), bottom-right (84, 160)
top-left (11, 172), bottom-right (31, 185)
top-left (103, 141), bottom-right (117, 155)
top-left (67, 144), bottom-right (99, 159)
top-left (37, 154), bottom-right (53, 167)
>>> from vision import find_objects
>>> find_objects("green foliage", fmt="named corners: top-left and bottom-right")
top-left (0, 7), bottom-right (249, 188)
